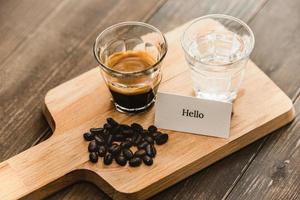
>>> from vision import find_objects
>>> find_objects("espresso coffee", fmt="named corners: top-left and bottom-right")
top-left (106, 50), bottom-right (160, 112)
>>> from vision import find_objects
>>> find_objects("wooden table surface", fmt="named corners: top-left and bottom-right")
top-left (0, 0), bottom-right (299, 199)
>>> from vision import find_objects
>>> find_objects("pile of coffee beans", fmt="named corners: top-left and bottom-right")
top-left (83, 117), bottom-right (168, 167)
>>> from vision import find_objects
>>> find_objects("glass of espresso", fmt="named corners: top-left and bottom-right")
top-left (94, 22), bottom-right (168, 113)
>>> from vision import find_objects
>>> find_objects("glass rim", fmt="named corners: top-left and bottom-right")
top-left (181, 14), bottom-right (255, 67)
top-left (93, 21), bottom-right (168, 77)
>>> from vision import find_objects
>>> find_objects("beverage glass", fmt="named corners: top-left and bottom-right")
top-left (94, 22), bottom-right (167, 113)
top-left (181, 14), bottom-right (255, 102)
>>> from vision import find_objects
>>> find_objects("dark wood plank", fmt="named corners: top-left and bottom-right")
top-left (224, 0), bottom-right (300, 199)
top-left (0, 0), bottom-right (62, 64)
top-left (226, 96), bottom-right (300, 200)
top-left (247, 0), bottom-right (300, 98)
top-left (47, 0), bottom-right (271, 199)
top-left (0, 0), bottom-right (63, 159)
top-left (148, 0), bottom-right (269, 32)
top-left (47, 182), bottom-right (109, 200)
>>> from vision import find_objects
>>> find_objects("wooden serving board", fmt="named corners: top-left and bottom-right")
top-left (0, 20), bottom-right (295, 200)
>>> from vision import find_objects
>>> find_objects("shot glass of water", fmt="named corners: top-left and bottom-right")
top-left (181, 14), bottom-right (255, 102)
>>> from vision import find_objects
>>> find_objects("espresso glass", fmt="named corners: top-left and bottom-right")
top-left (94, 22), bottom-right (167, 113)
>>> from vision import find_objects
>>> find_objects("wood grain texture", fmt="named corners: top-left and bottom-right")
top-left (0, 20), bottom-right (294, 200)
top-left (0, 0), bottom-right (63, 64)
top-left (227, 97), bottom-right (300, 200)
top-left (148, 0), bottom-right (269, 32)
top-left (225, 0), bottom-right (300, 199)
top-left (248, 0), bottom-right (300, 98)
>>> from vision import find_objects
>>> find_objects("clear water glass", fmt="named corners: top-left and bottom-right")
top-left (181, 14), bottom-right (255, 102)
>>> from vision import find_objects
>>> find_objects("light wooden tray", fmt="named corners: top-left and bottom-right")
top-left (0, 20), bottom-right (295, 200)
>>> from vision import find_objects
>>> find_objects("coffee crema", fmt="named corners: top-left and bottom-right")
top-left (106, 50), bottom-right (156, 73)
top-left (106, 50), bottom-right (160, 112)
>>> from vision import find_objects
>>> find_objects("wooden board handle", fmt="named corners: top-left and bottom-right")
top-left (0, 131), bottom-right (87, 200)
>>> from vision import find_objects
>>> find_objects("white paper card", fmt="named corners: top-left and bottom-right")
top-left (154, 92), bottom-right (232, 138)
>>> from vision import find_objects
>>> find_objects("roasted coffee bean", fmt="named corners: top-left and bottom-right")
top-left (86, 122), bottom-right (168, 167)
top-left (143, 155), bottom-right (153, 166)
top-left (129, 157), bottom-right (142, 167)
top-left (112, 145), bottom-right (122, 155)
top-left (148, 125), bottom-right (157, 133)
top-left (122, 129), bottom-right (134, 137)
top-left (102, 129), bottom-right (110, 137)
top-left (146, 144), bottom-right (156, 158)
top-left (132, 133), bottom-right (138, 143)
top-left (152, 131), bottom-right (161, 138)
top-left (108, 144), bottom-right (121, 156)
top-left (119, 124), bottom-right (131, 131)
top-left (141, 130), bottom-right (149, 137)
top-left (152, 144), bottom-right (157, 156)
top-left (98, 145), bottom-right (107, 157)
top-left (104, 153), bottom-right (113, 165)
top-left (88, 140), bottom-right (98, 152)
top-left (94, 135), bottom-right (105, 145)
top-left (144, 135), bottom-right (154, 144)
top-left (115, 155), bottom-right (127, 166)
top-left (103, 123), bottom-right (112, 130)
top-left (134, 134), bottom-right (143, 145)
top-left (123, 148), bottom-right (133, 160)
top-left (131, 123), bottom-right (143, 133)
top-left (113, 133), bottom-right (126, 142)
top-left (125, 137), bottom-right (133, 143)
top-left (155, 133), bottom-right (168, 145)
top-left (110, 126), bottom-right (119, 135)
top-left (83, 132), bottom-right (94, 141)
top-left (134, 149), bottom-right (146, 158)
top-left (121, 141), bottom-right (132, 149)
top-left (137, 141), bottom-right (148, 149)
top-left (107, 117), bottom-right (119, 127)
top-left (106, 134), bottom-right (113, 146)
top-left (89, 152), bottom-right (98, 163)
top-left (90, 128), bottom-right (103, 134)
top-left (108, 143), bottom-right (118, 152)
